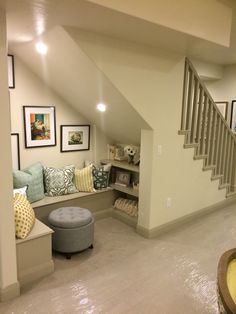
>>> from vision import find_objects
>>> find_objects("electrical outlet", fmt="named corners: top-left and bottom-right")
top-left (166, 197), bottom-right (172, 208)
top-left (157, 144), bottom-right (162, 156)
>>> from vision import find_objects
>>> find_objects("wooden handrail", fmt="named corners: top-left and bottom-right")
top-left (183, 58), bottom-right (236, 142)
top-left (180, 58), bottom-right (236, 195)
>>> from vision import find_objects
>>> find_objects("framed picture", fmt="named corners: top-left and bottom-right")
top-left (23, 106), bottom-right (56, 148)
top-left (11, 133), bottom-right (20, 170)
top-left (107, 144), bottom-right (116, 160)
top-left (231, 100), bottom-right (236, 133)
top-left (215, 101), bottom-right (228, 120)
top-left (60, 125), bottom-right (90, 152)
top-left (115, 170), bottom-right (131, 187)
top-left (8, 54), bottom-right (15, 89)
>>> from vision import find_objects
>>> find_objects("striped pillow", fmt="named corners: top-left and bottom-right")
top-left (74, 165), bottom-right (94, 192)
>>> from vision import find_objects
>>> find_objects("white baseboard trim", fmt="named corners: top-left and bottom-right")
top-left (93, 208), bottom-right (112, 221)
top-left (136, 195), bottom-right (236, 238)
top-left (0, 281), bottom-right (20, 302)
top-left (18, 260), bottom-right (54, 287)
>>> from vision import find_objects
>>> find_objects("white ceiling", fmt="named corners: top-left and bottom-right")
top-left (2, 0), bottom-right (236, 144)
top-left (2, 0), bottom-right (236, 65)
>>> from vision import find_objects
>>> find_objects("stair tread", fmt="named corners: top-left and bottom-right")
top-left (211, 174), bottom-right (223, 181)
top-left (184, 143), bottom-right (199, 148)
top-left (219, 183), bottom-right (230, 190)
top-left (178, 130), bottom-right (191, 135)
top-left (226, 191), bottom-right (236, 198)
top-left (203, 165), bottom-right (216, 171)
top-left (193, 154), bottom-right (208, 160)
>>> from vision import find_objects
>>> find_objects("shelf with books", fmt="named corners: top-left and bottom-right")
top-left (110, 183), bottom-right (139, 197)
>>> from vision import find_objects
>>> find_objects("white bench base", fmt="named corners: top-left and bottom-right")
top-left (32, 188), bottom-right (118, 224)
top-left (16, 219), bottom-right (54, 287)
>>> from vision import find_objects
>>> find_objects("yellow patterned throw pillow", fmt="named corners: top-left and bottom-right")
top-left (14, 193), bottom-right (35, 239)
top-left (74, 165), bottom-right (94, 192)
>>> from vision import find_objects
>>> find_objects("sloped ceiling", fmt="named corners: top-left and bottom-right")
top-left (12, 26), bottom-right (150, 144)
top-left (4, 0), bottom-right (236, 65)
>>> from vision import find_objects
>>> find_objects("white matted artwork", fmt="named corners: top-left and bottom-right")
top-left (23, 106), bottom-right (56, 148)
top-left (215, 101), bottom-right (228, 120)
top-left (8, 54), bottom-right (15, 89)
top-left (231, 100), bottom-right (236, 133)
top-left (11, 133), bottom-right (20, 170)
top-left (60, 125), bottom-right (90, 152)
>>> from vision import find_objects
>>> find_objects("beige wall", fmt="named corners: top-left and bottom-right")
top-left (9, 57), bottom-right (109, 169)
top-left (88, 0), bottom-right (232, 46)
top-left (191, 58), bottom-right (223, 81)
top-left (206, 65), bottom-right (236, 126)
top-left (138, 129), bottom-right (153, 228)
top-left (71, 30), bottom-right (226, 230)
top-left (0, 9), bottom-right (19, 300)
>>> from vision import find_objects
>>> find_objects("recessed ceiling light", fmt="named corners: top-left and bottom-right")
top-left (97, 103), bottom-right (106, 112)
top-left (35, 42), bottom-right (48, 55)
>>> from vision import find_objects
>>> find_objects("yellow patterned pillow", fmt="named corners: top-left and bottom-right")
top-left (74, 165), bottom-right (94, 192)
top-left (14, 193), bottom-right (35, 239)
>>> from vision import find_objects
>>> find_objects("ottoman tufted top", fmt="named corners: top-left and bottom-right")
top-left (48, 207), bottom-right (92, 228)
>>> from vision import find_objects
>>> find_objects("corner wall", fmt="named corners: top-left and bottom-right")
top-left (69, 30), bottom-right (226, 231)
top-left (0, 9), bottom-right (19, 301)
top-left (10, 57), bottom-right (110, 169)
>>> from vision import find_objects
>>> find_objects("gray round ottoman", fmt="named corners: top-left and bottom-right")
top-left (48, 207), bottom-right (94, 259)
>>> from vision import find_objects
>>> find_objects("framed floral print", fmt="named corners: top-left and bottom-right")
top-left (60, 125), bottom-right (90, 152)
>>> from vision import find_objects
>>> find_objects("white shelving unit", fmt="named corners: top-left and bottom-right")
top-left (110, 183), bottom-right (139, 197)
top-left (101, 159), bottom-right (139, 227)
top-left (101, 159), bottom-right (139, 197)
top-left (101, 159), bottom-right (139, 173)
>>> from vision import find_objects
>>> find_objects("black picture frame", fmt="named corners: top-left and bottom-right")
top-left (11, 133), bottom-right (20, 170)
top-left (23, 106), bottom-right (57, 148)
top-left (230, 100), bottom-right (236, 133)
top-left (8, 54), bottom-right (15, 89)
top-left (60, 125), bottom-right (90, 152)
top-left (115, 170), bottom-right (131, 187)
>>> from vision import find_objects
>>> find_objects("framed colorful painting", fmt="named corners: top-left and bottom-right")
top-left (60, 125), bottom-right (90, 152)
top-left (23, 106), bottom-right (56, 148)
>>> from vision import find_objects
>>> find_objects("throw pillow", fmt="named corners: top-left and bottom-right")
top-left (92, 166), bottom-right (110, 189)
top-left (44, 165), bottom-right (78, 196)
top-left (114, 197), bottom-right (138, 217)
top-left (74, 165), bottom-right (94, 192)
top-left (13, 186), bottom-right (28, 197)
top-left (14, 193), bottom-right (35, 239)
top-left (102, 163), bottom-right (112, 172)
top-left (13, 162), bottom-right (44, 203)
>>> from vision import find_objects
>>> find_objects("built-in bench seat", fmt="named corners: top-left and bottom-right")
top-left (32, 188), bottom-right (119, 225)
top-left (16, 219), bottom-right (54, 287)
top-left (15, 186), bottom-right (130, 288)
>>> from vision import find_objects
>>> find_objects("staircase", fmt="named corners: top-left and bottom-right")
top-left (179, 58), bottom-right (236, 197)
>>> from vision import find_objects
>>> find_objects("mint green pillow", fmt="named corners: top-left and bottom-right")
top-left (13, 162), bottom-right (44, 203)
